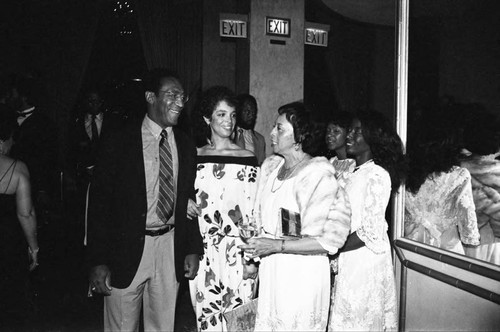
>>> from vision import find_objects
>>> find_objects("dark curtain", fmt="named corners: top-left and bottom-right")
top-left (136, 0), bottom-right (203, 96)
top-left (305, 0), bottom-right (376, 117)
top-left (1, 0), bottom-right (104, 170)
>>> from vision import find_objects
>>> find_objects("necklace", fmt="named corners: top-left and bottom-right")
top-left (277, 156), bottom-right (308, 180)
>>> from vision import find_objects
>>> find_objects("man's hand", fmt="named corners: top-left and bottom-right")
top-left (89, 265), bottom-right (112, 295)
top-left (243, 261), bottom-right (259, 280)
top-left (186, 199), bottom-right (201, 220)
top-left (184, 254), bottom-right (199, 279)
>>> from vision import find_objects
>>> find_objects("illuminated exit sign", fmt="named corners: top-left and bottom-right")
top-left (220, 13), bottom-right (248, 38)
top-left (305, 22), bottom-right (330, 47)
top-left (266, 16), bottom-right (290, 37)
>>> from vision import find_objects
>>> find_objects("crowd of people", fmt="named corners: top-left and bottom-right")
top-left (1, 68), bottom-right (499, 331)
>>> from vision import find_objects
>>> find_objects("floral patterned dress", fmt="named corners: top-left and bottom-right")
top-left (190, 155), bottom-right (259, 331)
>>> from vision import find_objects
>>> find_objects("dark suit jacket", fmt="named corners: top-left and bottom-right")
top-left (68, 111), bottom-right (125, 182)
top-left (86, 117), bottom-right (204, 288)
top-left (235, 127), bottom-right (267, 165)
top-left (11, 109), bottom-right (59, 196)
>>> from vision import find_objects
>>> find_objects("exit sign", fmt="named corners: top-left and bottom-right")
top-left (266, 16), bottom-right (290, 37)
top-left (220, 13), bottom-right (248, 38)
top-left (304, 22), bottom-right (330, 47)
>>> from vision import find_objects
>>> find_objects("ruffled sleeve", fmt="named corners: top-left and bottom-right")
top-left (356, 167), bottom-right (392, 254)
top-left (454, 168), bottom-right (480, 246)
top-left (294, 157), bottom-right (351, 254)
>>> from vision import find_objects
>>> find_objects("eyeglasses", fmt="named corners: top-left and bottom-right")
top-left (159, 90), bottom-right (189, 103)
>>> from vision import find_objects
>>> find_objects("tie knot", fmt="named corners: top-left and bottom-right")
top-left (160, 130), bottom-right (168, 144)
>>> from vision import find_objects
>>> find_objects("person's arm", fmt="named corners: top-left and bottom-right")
top-left (15, 162), bottom-right (39, 271)
top-left (355, 168), bottom-right (392, 254)
top-left (241, 237), bottom-right (327, 258)
top-left (455, 168), bottom-right (480, 246)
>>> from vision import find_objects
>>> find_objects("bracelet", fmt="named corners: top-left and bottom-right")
top-left (280, 239), bottom-right (285, 252)
top-left (29, 247), bottom-right (40, 254)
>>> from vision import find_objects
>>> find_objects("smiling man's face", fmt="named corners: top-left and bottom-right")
top-left (146, 77), bottom-right (185, 128)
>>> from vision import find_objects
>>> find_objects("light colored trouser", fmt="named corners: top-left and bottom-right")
top-left (104, 230), bottom-right (179, 332)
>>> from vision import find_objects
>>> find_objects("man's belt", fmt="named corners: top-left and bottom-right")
top-left (145, 225), bottom-right (175, 237)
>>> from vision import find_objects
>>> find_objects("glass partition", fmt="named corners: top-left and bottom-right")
top-left (399, 0), bottom-right (500, 266)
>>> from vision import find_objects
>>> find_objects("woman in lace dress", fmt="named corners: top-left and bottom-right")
top-left (325, 112), bottom-right (355, 179)
top-left (459, 109), bottom-right (500, 264)
top-left (329, 111), bottom-right (406, 331)
top-left (405, 121), bottom-right (480, 254)
top-left (188, 86), bottom-right (259, 331)
top-left (240, 102), bottom-right (351, 331)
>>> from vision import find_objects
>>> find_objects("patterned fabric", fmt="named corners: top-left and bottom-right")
top-left (461, 152), bottom-right (500, 264)
top-left (329, 156), bottom-right (355, 180)
top-left (190, 155), bottom-right (259, 331)
top-left (156, 130), bottom-right (174, 223)
top-left (254, 155), bottom-right (350, 331)
top-left (329, 161), bottom-right (398, 331)
top-left (405, 166), bottom-right (480, 254)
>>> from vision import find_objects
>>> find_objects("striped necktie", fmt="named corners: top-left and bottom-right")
top-left (156, 130), bottom-right (175, 223)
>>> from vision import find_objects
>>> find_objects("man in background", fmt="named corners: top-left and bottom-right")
top-left (235, 93), bottom-right (266, 165)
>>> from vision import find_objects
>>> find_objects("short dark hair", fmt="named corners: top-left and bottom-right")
top-left (328, 111), bottom-right (353, 130)
top-left (237, 94), bottom-right (257, 113)
top-left (143, 68), bottom-right (181, 95)
top-left (12, 75), bottom-right (44, 107)
top-left (277, 101), bottom-right (319, 155)
top-left (0, 111), bottom-right (17, 141)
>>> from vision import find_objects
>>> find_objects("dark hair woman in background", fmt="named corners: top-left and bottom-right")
top-left (459, 105), bottom-right (500, 264)
top-left (405, 114), bottom-right (480, 254)
top-left (325, 111), bottom-right (355, 179)
top-left (0, 111), bottom-right (39, 328)
top-left (329, 110), bottom-right (405, 331)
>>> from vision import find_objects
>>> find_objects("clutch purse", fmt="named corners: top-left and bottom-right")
top-left (280, 208), bottom-right (302, 237)
top-left (223, 298), bottom-right (258, 332)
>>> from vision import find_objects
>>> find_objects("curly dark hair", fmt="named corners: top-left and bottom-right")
top-left (356, 110), bottom-right (407, 191)
top-left (277, 101), bottom-right (322, 156)
top-left (328, 111), bottom-right (353, 130)
top-left (406, 119), bottom-right (461, 194)
top-left (459, 103), bottom-right (500, 156)
top-left (0, 110), bottom-right (17, 141)
top-left (193, 86), bottom-right (238, 147)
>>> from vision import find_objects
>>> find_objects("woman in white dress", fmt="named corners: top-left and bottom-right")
top-left (325, 111), bottom-right (355, 179)
top-left (188, 86), bottom-right (259, 331)
top-left (329, 111), bottom-right (406, 331)
top-left (405, 122), bottom-right (480, 254)
top-left (240, 102), bottom-right (351, 331)
top-left (459, 109), bottom-right (500, 264)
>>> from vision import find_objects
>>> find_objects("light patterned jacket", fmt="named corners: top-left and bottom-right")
top-left (254, 154), bottom-right (351, 254)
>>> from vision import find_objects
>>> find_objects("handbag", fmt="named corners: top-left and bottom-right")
top-left (223, 298), bottom-right (258, 332)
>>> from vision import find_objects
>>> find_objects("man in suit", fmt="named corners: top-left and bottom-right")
top-left (87, 69), bottom-right (203, 331)
top-left (8, 75), bottom-right (58, 216)
top-left (235, 93), bottom-right (266, 165)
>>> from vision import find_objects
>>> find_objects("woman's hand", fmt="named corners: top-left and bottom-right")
top-left (28, 247), bottom-right (39, 271)
top-left (239, 237), bottom-right (281, 259)
top-left (186, 199), bottom-right (201, 220)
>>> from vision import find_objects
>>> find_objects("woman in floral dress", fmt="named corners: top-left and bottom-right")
top-left (189, 86), bottom-right (259, 331)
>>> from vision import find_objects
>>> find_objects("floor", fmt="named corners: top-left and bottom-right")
top-left (12, 209), bottom-right (198, 332)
